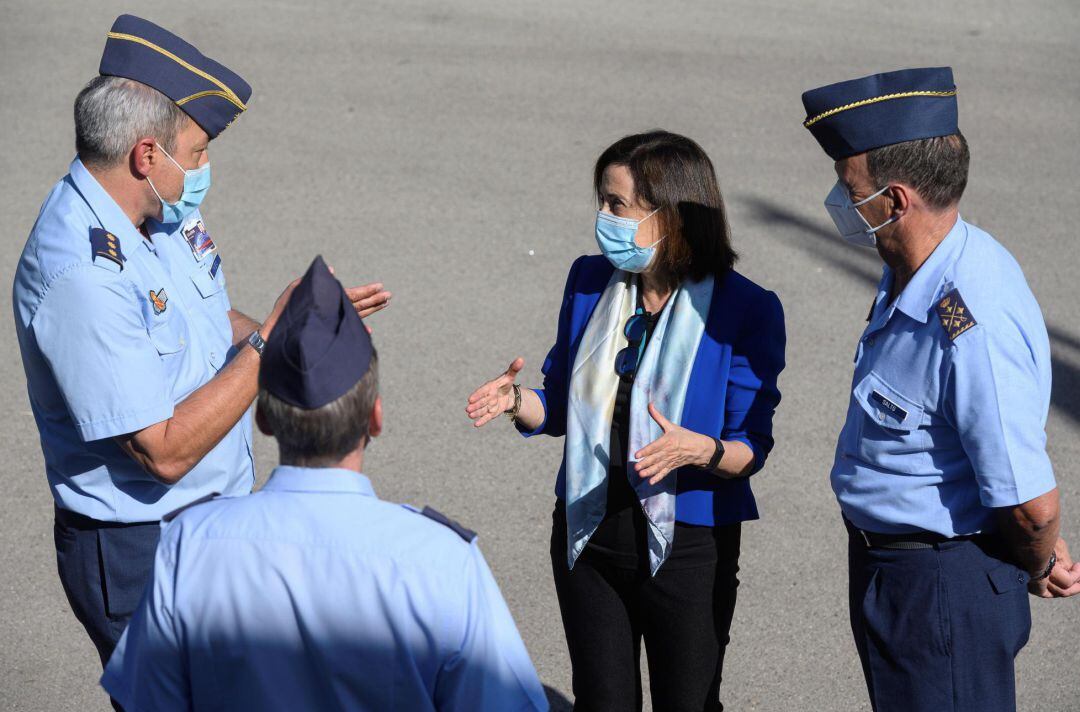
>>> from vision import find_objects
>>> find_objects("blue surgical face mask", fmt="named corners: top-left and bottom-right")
top-left (595, 208), bottom-right (664, 273)
top-left (823, 180), bottom-right (895, 248)
top-left (147, 143), bottom-right (211, 225)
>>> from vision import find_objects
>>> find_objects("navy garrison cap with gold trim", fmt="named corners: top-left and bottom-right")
top-left (99, 15), bottom-right (251, 139)
top-left (259, 256), bottom-right (374, 410)
top-left (802, 67), bottom-right (958, 160)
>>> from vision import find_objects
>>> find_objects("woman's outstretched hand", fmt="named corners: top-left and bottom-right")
top-left (466, 358), bottom-right (525, 428)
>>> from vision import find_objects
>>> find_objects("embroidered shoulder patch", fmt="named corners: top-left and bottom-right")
top-left (89, 228), bottom-right (124, 270)
top-left (418, 506), bottom-right (477, 543)
top-left (936, 288), bottom-right (977, 341)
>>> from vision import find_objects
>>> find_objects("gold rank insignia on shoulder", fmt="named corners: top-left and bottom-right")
top-left (936, 288), bottom-right (976, 341)
top-left (149, 288), bottom-right (169, 315)
top-left (89, 227), bottom-right (125, 270)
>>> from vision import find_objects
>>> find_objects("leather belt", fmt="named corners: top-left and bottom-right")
top-left (845, 516), bottom-right (977, 550)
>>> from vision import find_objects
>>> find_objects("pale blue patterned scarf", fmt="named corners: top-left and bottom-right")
top-left (564, 270), bottom-right (713, 575)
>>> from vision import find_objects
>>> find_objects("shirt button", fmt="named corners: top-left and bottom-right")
top-left (1018, 573), bottom-right (1026, 583)
top-left (867, 337), bottom-right (876, 347)
top-left (877, 411), bottom-right (886, 422)
top-left (210, 351), bottom-right (217, 362)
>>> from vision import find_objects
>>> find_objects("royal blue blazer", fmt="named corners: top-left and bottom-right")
top-left (519, 255), bottom-right (787, 526)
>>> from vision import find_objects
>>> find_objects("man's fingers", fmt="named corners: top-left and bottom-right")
top-left (345, 283), bottom-right (384, 300)
top-left (358, 301), bottom-right (390, 319)
top-left (1047, 579), bottom-right (1080, 597)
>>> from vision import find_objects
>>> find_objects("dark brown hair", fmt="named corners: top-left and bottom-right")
top-left (867, 133), bottom-right (970, 210)
top-left (258, 352), bottom-right (379, 467)
top-left (594, 130), bottom-right (737, 282)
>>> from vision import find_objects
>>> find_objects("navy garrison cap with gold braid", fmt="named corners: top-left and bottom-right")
top-left (802, 67), bottom-right (958, 160)
top-left (259, 256), bottom-right (374, 410)
top-left (99, 15), bottom-right (251, 139)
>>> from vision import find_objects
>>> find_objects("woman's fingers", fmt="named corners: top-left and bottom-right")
top-left (507, 357), bottom-right (525, 375)
top-left (648, 402), bottom-right (673, 432)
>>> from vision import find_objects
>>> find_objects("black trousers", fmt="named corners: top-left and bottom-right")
top-left (847, 519), bottom-right (1031, 712)
top-left (551, 502), bottom-right (741, 712)
top-left (53, 506), bottom-right (161, 667)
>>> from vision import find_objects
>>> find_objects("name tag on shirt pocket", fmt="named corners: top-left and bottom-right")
top-left (854, 371), bottom-right (924, 432)
top-left (190, 262), bottom-right (224, 299)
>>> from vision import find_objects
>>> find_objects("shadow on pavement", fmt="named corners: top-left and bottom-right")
top-left (741, 194), bottom-right (1080, 426)
top-left (545, 684), bottom-right (573, 711)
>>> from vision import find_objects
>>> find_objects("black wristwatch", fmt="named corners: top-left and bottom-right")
top-left (1032, 551), bottom-right (1057, 582)
top-left (707, 436), bottom-right (725, 472)
top-left (246, 329), bottom-right (266, 357)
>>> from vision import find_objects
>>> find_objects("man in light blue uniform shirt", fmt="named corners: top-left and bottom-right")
top-left (102, 257), bottom-right (548, 711)
top-left (801, 67), bottom-right (1080, 712)
top-left (12, 15), bottom-right (390, 676)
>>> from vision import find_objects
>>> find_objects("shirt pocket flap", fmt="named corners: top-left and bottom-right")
top-left (147, 317), bottom-right (185, 355)
top-left (854, 371), bottom-right (924, 432)
top-left (987, 563), bottom-right (1028, 594)
top-left (190, 265), bottom-right (224, 299)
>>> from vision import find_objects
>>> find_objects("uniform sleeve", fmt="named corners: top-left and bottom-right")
top-left (32, 265), bottom-right (174, 441)
top-left (100, 523), bottom-right (190, 710)
top-left (721, 290), bottom-right (786, 474)
top-left (516, 256), bottom-right (584, 439)
top-left (434, 545), bottom-right (549, 711)
top-left (946, 320), bottom-right (1056, 507)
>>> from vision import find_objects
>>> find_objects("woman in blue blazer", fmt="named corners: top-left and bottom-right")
top-left (467, 131), bottom-right (786, 711)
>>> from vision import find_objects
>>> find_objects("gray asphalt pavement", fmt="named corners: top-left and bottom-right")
top-left (1, 1), bottom-right (1078, 709)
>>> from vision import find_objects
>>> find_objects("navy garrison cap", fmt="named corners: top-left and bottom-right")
top-left (99, 15), bottom-right (251, 139)
top-left (259, 257), bottom-right (374, 410)
top-left (802, 67), bottom-right (958, 160)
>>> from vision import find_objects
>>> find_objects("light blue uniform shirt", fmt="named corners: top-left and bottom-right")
top-left (101, 466), bottom-right (549, 711)
top-left (831, 218), bottom-right (1056, 536)
top-left (12, 158), bottom-right (254, 522)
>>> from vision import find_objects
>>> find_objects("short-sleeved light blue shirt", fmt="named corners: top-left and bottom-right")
top-left (101, 466), bottom-right (549, 712)
top-left (12, 158), bottom-right (254, 522)
top-left (831, 217), bottom-right (1056, 537)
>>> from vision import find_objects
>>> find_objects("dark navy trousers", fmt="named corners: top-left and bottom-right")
top-left (847, 521), bottom-right (1032, 712)
top-left (53, 506), bottom-right (160, 667)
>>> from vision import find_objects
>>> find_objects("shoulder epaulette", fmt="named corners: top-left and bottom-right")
top-left (415, 505), bottom-right (478, 543)
top-left (935, 288), bottom-right (977, 341)
top-left (89, 228), bottom-right (125, 270)
top-left (162, 492), bottom-right (220, 523)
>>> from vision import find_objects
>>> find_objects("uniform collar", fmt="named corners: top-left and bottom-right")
top-left (888, 216), bottom-right (966, 323)
top-left (261, 465), bottom-right (377, 497)
top-left (68, 157), bottom-right (157, 257)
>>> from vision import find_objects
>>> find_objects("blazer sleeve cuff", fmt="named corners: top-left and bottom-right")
top-left (514, 388), bottom-right (548, 438)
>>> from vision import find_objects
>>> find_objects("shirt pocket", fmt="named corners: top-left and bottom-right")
top-left (147, 312), bottom-right (187, 356)
top-left (853, 371), bottom-right (934, 473)
top-left (190, 261), bottom-right (225, 299)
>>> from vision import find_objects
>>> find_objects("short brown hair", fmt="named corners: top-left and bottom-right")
top-left (594, 131), bottom-right (737, 283)
top-left (258, 352), bottom-right (379, 467)
top-left (866, 133), bottom-right (970, 210)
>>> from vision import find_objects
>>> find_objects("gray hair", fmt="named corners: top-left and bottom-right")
top-left (866, 133), bottom-right (970, 210)
top-left (257, 353), bottom-right (380, 468)
top-left (74, 76), bottom-right (189, 168)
